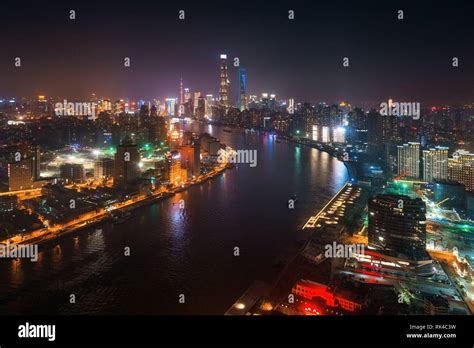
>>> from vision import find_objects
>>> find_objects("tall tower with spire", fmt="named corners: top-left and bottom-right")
top-left (238, 67), bottom-right (247, 111)
top-left (219, 54), bottom-right (229, 108)
top-left (179, 78), bottom-right (184, 105)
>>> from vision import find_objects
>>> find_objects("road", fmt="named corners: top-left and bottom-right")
top-left (1, 163), bottom-right (228, 246)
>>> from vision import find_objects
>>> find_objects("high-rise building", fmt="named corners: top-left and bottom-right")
top-left (332, 126), bottom-right (346, 143)
top-left (139, 104), bottom-right (150, 126)
top-left (184, 88), bottom-right (191, 103)
top-left (150, 104), bottom-right (158, 117)
top-left (98, 98), bottom-right (112, 112)
top-left (179, 78), bottom-right (184, 105)
top-left (448, 150), bottom-right (474, 192)
top-left (179, 143), bottom-right (200, 177)
top-left (287, 98), bottom-right (295, 114)
top-left (163, 153), bottom-right (172, 182)
top-left (205, 95), bottom-right (214, 117)
top-left (422, 147), bottom-right (448, 182)
top-left (218, 54), bottom-right (229, 108)
top-left (397, 142), bottom-right (421, 179)
top-left (113, 136), bottom-right (140, 188)
top-left (196, 96), bottom-right (206, 119)
top-left (113, 99), bottom-right (126, 115)
top-left (382, 113), bottom-right (401, 173)
top-left (367, 111), bottom-right (384, 157)
top-left (312, 125), bottom-right (319, 141)
top-left (24, 144), bottom-right (41, 181)
top-left (36, 95), bottom-right (49, 114)
top-left (237, 68), bottom-right (247, 111)
top-left (153, 116), bottom-right (168, 143)
top-left (193, 91), bottom-right (201, 116)
top-left (6, 144), bottom-right (42, 191)
top-left (368, 194), bottom-right (427, 261)
top-left (60, 163), bottom-right (84, 183)
top-left (321, 126), bottom-right (330, 143)
top-left (7, 157), bottom-right (35, 191)
top-left (166, 98), bottom-right (177, 116)
top-left (94, 157), bottom-right (114, 179)
top-left (167, 151), bottom-right (187, 185)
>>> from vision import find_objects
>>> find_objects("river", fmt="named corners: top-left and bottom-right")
top-left (0, 122), bottom-right (348, 314)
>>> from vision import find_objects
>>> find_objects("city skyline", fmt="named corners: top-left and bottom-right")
top-left (1, 0), bottom-right (473, 105)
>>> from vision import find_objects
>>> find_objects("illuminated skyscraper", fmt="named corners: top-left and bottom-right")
top-left (448, 150), bottom-right (474, 192)
top-left (196, 96), bottom-right (206, 119)
top-left (205, 94), bottom-right (214, 117)
top-left (184, 88), bottom-right (191, 103)
top-left (332, 126), bottom-right (346, 143)
top-left (18, 144), bottom-right (41, 181)
top-left (153, 116), bottom-right (168, 143)
top-left (422, 147), bottom-right (448, 182)
top-left (7, 144), bottom-right (42, 191)
top-left (193, 91), bottom-right (201, 116)
top-left (179, 78), bottom-right (184, 105)
top-left (287, 98), bottom-right (295, 114)
top-left (36, 95), bottom-right (48, 114)
top-left (166, 98), bottom-right (177, 116)
top-left (312, 125), bottom-right (319, 141)
top-left (368, 194), bottom-right (427, 261)
top-left (114, 136), bottom-right (140, 188)
top-left (397, 142), bottom-right (420, 179)
top-left (179, 143), bottom-right (200, 177)
top-left (219, 54), bottom-right (229, 108)
top-left (321, 126), bottom-right (330, 143)
top-left (237, 68), bottom-right (247, 111)
top-left (167, 151), bottom-right (187, 185)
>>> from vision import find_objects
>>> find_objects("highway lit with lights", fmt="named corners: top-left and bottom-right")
top-left (1, 163), bottom-right (228, 247)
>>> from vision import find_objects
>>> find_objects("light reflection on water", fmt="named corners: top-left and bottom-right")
top-left (0, 123), bottom-right (348, 314)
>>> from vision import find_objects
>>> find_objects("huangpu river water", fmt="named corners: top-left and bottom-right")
top-left (0, 122), bottom-right (348, 314)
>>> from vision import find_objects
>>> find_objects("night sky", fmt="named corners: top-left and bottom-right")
top-left (0, 0), bottom-right (473, 106)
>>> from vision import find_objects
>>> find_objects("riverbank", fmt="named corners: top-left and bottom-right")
top-left (206, 121), bottom-right (360, 181)
top-left (226, 181), bottom-right (357, 314)
top-left (5, 163), bottom-right (231, 249)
